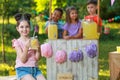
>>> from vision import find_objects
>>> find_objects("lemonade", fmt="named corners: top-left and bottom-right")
top-left (48, 23), bottom-right (58, 39)
top-left (30, 37), bottom-right (39, 49)
top-left (82, 20), bottom-right (99, 39)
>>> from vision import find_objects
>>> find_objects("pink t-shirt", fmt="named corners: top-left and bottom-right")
top-left (12, 39), bottom-right (38, 68)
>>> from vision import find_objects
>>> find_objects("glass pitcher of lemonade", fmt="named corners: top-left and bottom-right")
top-left (48, 22), bottom-right (58, 39)
top-left (82, 20), bottom-right (99, 39)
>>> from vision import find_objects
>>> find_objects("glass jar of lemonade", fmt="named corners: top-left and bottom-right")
top-left (30, 36), bottom-right (39, 50)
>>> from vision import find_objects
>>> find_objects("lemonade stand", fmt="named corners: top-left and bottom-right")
top-left (46, 0), bottom-right (100, 80)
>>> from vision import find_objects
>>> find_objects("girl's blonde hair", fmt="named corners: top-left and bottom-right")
top-left (66, 6), bottom-right (79, 24)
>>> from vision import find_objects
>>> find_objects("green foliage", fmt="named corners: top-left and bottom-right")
top-left (34, 0), bottom-right (67, 18)
top-left (100, 0), bottom-right (120, 20)
top-left (66, 0), bottom-right (87, 18)
top-left (33, 0), bottom-right (120, 20)
top-left (34, 0), bottom-right (49, 12)
top-left (33, 0), bottom-right (88, 19)
top-left (0, 0), bottom-right (36, 18)
top-left (0, 70), bottom-right (9, 76)
top-left (100, 29), bottom-right (120, 41)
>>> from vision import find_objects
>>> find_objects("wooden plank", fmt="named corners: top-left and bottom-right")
top-left (66, 40), bottom-right (72, 73)
top-left (56, 40), bottom-right (66, 73)
top-left (52, 40), bottom-right (57, 80)
top-left (77, 40), bottom-right (83, 80)
top-left (93, 40), bottom-right (99, 79)
top-left (59, 40), bottom-right (67, 73)
top-left (47, 40), bottom-right (52, 80)
top-left (83, 40), bottom-right (88, 80)
top-left (71, 40), bottom-right (77, 80)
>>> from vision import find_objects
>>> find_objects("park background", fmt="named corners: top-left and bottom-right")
top-left (0, 0), bottom-right (120, 80)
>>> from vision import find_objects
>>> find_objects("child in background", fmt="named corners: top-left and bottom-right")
top-left (85, 0), bottom-right (102, 33)
top-left (12, 13), bottom-right (46, 80)
top-left (45, 8), bottom-right (64, 38)
top-left (63, 6), bottom-right (83, 40)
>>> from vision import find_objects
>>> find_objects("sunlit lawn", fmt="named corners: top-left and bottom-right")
top-left (0, 18), bottom-right (120, 79)
top-left (99, 40), bottom-right (120, 80)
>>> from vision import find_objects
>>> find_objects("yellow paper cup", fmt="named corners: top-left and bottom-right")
top-left (117, 46), bottom-right (120, 53)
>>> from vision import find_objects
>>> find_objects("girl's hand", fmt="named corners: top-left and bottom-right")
top-left (35, 41), bottom-right (41, 61)
top-left (37, 41), bottom-right (40, 49)
top-left (63, 30), bottom-right (71, 40)
top-left (64, 36), bottom-right (71, 40)
top-left (35, 40), bottom-right (40, 51)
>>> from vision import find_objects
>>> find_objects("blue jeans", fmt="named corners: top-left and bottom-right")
top-left (16, 67), bottom-right (42, 80)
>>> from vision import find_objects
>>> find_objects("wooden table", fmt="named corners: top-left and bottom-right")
top-left (109, 51), bottom-right (120, 80)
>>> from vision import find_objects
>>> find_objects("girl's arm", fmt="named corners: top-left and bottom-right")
top-left (71, 28), bottom-right (83, 39)
top-left (45, 21), bottom-right (49, 34)
top-left (63, 30), bottom-right (71, 40)
top-left (35, 44), bottom-right (41, 61)
top-left (45, 27), bottom-right (48, 34)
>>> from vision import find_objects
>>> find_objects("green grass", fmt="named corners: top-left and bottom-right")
top-left (98, 27), bottom-right (120, 80)
top-left (99, 40), bottom-right (119, 80)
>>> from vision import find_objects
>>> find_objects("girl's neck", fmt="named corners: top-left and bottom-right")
top-left (51, 20), bottom-right (58, 23)
top-left (89, 14), bottom-right (97, 16)
top-left (19, 36), bottom-right (30, 41)
top-left (71, 20), bottom-right (77, 24)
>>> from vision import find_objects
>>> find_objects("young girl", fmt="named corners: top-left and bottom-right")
top-left (63, 6), bottom-right (83, 39)
top-left (12, 13), bottom-right (46, 80)
top-left (84, 0), bottom-right (102, 33)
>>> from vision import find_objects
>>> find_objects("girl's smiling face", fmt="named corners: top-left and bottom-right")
top-left (16, 20), bottom-right (30, 37)
top-left (70, 10), bottom-right (78, 21)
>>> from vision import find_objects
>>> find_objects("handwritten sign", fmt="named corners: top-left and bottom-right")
top-left (57, 73), bottom-right (73, 80)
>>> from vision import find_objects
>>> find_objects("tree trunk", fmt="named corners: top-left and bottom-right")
top-left (1, 15), bottom-right (6, 63)
top-left (7, 16), bottom-right (10, 25)
top-left (1, 0), bottom-right (6, 63)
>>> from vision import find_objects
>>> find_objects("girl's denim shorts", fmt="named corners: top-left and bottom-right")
top-left (16, 67), bottom-right (42, 80)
